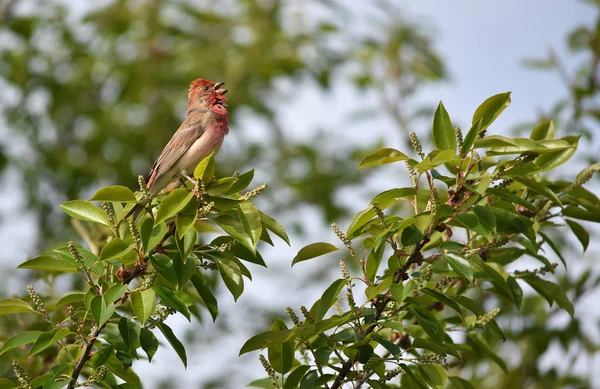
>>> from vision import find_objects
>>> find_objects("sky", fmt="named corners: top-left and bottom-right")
top-left (1, 0), bottom-right (598, 388)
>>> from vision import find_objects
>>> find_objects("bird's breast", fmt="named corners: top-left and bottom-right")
top-left (180, 127), bottom-right (226, 173)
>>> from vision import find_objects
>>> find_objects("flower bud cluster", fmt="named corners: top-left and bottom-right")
top-left (12, 360), bottom-right (33, 389)
top-left (241, 184), bottom-right (267, 200)
top-left (410, 131), bottom-right (425, 159)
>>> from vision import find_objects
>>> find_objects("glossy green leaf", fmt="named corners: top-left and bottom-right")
top-left (237, 201), bottom-right (262, 245)
top-left (507, 276), bottom-right (523, 309)
top-left (30, 328), bottom-right (70, 357)
top-left (90, 295), bottom-right (115, 327)
top-left (258, 211), bottom-right (290, 246)
top-left (193, 152), bottom-right (215, 182)
top-left (347, 207), bottom-right (376, 238)
top-left (268, 319), bottom-right (293, 374)
top-left (486, 188), bottom-right (536, 213)
top-left (472, 92), bottom-right (511, 132)
top-left (175, 197), bottom-right (199, 239)
top-left (206, 177), bottom-right (238, 196)
top-left (530, 119), bottom-right (555, 140)
top-left (317, 279), bottom-right (346, 321)
top-left (89, 344), bottom-right (115, 368)
top-left (461, 118), bottom-right (482, 155)
top-left (17, 256), bottom-right (78, 273)
top-left (292, 242), bottom-right (339, 266)
top-left (359, 148), bottom-right (408, 168)
top-left (190, 274), bottom-right (218, 321)
top-left (444, 253), bottom-right (473, 284)
top-left (214, 214), bottom-right (256, 254)
top-left (141, 218), bottom-right (168, 254)
top-left (149, 253), bottom-right (178, 287)
top-left (118, 317), bottom-right (141, 352)
top-left (157, 323), bottom-right (187, 368)
top-left (60, 200), bottom-right (111, 227)
top-left (89, 186), bottom-right (137, 202)
top-left (140, 327), bottom-right (158, 362)
top-left (99, 238), bottom-right (134, 262)
top-left (0, 299), bottom-right (34, 316)
top-left (419, 364), bottom-right (447, 389)
top-left (130, 289), bottom-right (156, 326)
top-left (432, 101), bottom-right (456, 151)
top-left (522, 275), bottom-right (574, 317)
top-left (223, 169), bottom-right (255, 195)
top-left (284, 365), bottom-right (311, 389)
top-left (154, 188), bottom-right (194, 226)
top-left (566, 219), bottom-right (589, 251)
top-left (105, 355), bottom-right (141, 386)
top-left (0, 331), bottom-right (41, 355)
top-left (215, 256), bottom-right (244, 301)
top-left (467, 332), bottom-right (508, 373)
top-left (448, 376), bottom-right (476, 389)
top-left (0, 379), bottom-right (17, 389)
top-left (513, 176), bottom-right (562, 206)
top-left (563, 205), bottom-right (600, 222)
top-left (412, 338), bottom-right (461, 358)
top-left (154, 286), bottom-right (190, 320)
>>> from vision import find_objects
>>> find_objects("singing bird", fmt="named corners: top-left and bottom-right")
top-left (126, 78), bottom-right (229, 220)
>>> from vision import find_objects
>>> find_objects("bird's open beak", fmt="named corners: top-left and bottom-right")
top-left (214, 82), bottom-right (228, 95)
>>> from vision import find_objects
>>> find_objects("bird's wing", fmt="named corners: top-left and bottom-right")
top-left (146, 108), bottom-right (211, 187)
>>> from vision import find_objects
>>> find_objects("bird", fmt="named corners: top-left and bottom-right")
top-left (125, 78), bottom-right (229, 221)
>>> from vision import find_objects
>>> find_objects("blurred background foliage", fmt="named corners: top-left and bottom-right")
top-left (0, 0), bottom-right (599, 388)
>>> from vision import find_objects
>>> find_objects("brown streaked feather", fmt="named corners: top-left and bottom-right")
top-left (146, 107), bottom-right (211, 189)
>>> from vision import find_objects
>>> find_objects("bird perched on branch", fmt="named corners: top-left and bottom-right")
top-left (125, 78), bottom-right (229, 220)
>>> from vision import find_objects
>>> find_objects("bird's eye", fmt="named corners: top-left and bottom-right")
top-left (203, 86), bottom-right (209, 91)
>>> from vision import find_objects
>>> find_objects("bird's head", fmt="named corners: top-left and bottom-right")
top-left (188, 78), bottom-right (228, 109)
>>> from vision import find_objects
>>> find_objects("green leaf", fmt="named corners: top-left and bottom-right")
top-left (448, 376), bottom-right (476, 389)
top-left (154, 286), bottom-right (190, 320)
top-left (175, 197), bottom-right (199, 239)
top-left (418, 364), bottom-right (447, 389)
top-left (223, 169), bottom-right (255, 195)
top-left (105, 355), bottom-right (141, 386)
top-left (30, 328), bottom-right (70, 357)
top-left (141, 219), bottom-right (168, 254)
top-left (258, 211), bottom-right (290, 246)
top-left (118, 317), bottom-right (141, 352)
top-left (90, 295), bottom-right (115, 327)
top-left (240, 331), bottom-right (275, 355)
top-left (566, 219), bottom-right (589, 252)
top-left (507, 276), bottom-right (523, 309)
top-left (104, 284), bottom-right (128, 305)
top-left (206, 177), bottom-right (238, 196)
top-left (522, 275), bottom-right (574, 317)
top-left (300, 370), bottom-right (319, 389)
top-left (157, 323), bottom-right (187, 368)
top-left (56, 292), bottom-right (85, 308)
top-left (486, 188), bottom-right (536, 213)
top-left (432, 101), bottom-right (456, 151)
top-left (193, 152), bottom-right (215, 182)
top-left (140, 328), bottom-right (158, 362)
top-left (190, 274), bottom-right (218, 321)
top-left (563, 205), bottom-right (600, 222)
top-left (359, 148), bottom-right (408, 168)
top-left (412, 338), bottom-right (461, 358)
top-left (0, 379), bottom-right (17, 389)
top-left (215, 256), bottom-right (244, 301)
top-left (60, 200), bottom-right (111, 227)
top-left (317, 279), bottom-right (346, 321)
top-left (347, 207), bottom-right (376, 238)
top-left (530, 119), bottom-right (555, 140)
top-left (472, 92), bottom-right (511, 132)
top-left (461, 118), bottom-right (482, 155)
top-left (150, 253), bottom-right (178, 287)
top-left (213, 214), bottom-right (256, 254)
top-left (444, 253), bottom-right (474, 284)
top-left (99, 238), bottom-right (134, 262)
top-left (130, 290), bottom-right (156, 326)
top-left (513, 176), bottom-right (562, 206)
top-left (90, 186), bottom-right (137, 202)
top-left (467, 332), bottom-right (508, 373)
top-left (17, 256), bottom-right (78, 273)
top-left (0, 331), bottom-right (41, 355)
top-left (154, 188), bottom-right (194, 226)
top-left (292, 242), bottom-right (339, 266)
top-left (366, 276), bottom-right (393, 300)
top-left (89, 344), bottom-right (115, 368)
top-left (0, 299), bottom-right (34, 316)
top-left (268, 319), bottom-right (294, 374)
top-left (411, 307), bottom-right (444, 341)
top-left (284, 365), bottom-right (311, 389)
top-left (535, 136), bottom-right (579, 171)
top-left (468, 255), bottom-right (514, 305)
top-left (237, 201), bottom-right (262, 245)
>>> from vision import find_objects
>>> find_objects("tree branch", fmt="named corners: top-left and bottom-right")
top-left (329, 234), bottom-right (431, 389)
top-left (67, 324), bottom-right (104, 389)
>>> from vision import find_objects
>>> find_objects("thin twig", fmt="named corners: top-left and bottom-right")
top-left (67, 324), bottom-right (103, 389)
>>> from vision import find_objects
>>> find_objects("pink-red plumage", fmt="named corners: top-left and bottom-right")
top-left (127, 78), bottom-right (230, 220)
